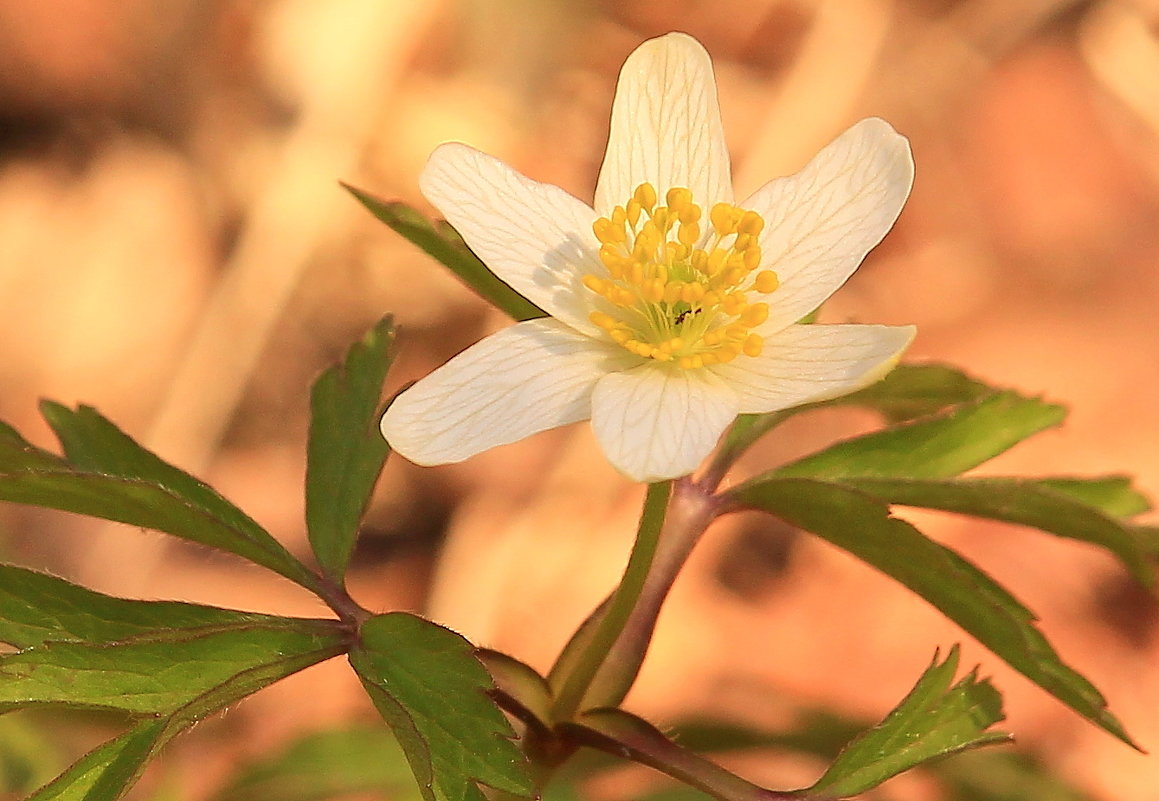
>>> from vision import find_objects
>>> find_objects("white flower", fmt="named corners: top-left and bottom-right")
top-left (381, 32), bottom-right (916, 483)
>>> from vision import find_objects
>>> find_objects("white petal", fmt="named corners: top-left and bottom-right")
top-left (594, 32), bottom-right (733, 216)
top-left (743, 118), bottom-right (914, 331)
top-left (381, 319), bottom-right (631, 465)
top-left (590, 364), bottom-right (739, 482)
top-left (420, 143), bottom-right (602, 335)
top-left (709, 323), bottom-right (916, 413)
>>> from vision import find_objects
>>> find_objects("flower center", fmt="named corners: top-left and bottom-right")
top-left (583, 183), bottom-right (779, 369)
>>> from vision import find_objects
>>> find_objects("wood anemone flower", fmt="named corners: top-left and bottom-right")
top-left (381, 32), bottom-right (916, 483)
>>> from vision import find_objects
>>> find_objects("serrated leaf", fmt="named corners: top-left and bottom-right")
top-left (729, 478), bottom-right (1135, 746)
top-left (306, 316), bottom-right (395, 583)
top-left (0, 564), bottom-right (297, 649)
top-left (771, 392), bottom-right (1066, 481)
top-left (344, 185), bottom-right (545, 322)
top-left (349, 612), bottom-right (532, 801)
top-left (212, 725), bottom-right (418, 801)
top-left (0, 408), bottom-right (320, 593)
top-left (562, 708), bottom-right (794, 801)
top-left (843, 477), bottom-right (1155, 586)
top-left (810, 646), bottom-right (1009, 797)
top-left (0, 621), bottom-right (346, 714)
top-left (24, 719), bottom-right (166, 801)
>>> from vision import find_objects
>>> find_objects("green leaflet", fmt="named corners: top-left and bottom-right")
top-left (0, 564), bottom-right (296, 649)
top-left (729, 478), bottom-right (1134, 747)
top-left (770, 391), bottom-right (1066, 481)
top-left (349, 612), bottom-right (533, 801)
top-left (0, 406), bottom-right (319, 593)
top-left (306, 315), bottom-right (394, 584)
top-left (344, 186), bottom-right (545, 322)
top-left (843, 476), bottom-right (1154, 586)
top-left (0, 622), bottom-right (347, 715)
top-left (809, 646), bottom-right (1008, 797)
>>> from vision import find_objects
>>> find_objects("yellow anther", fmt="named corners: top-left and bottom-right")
top-left (715, 346), bottom-right (739, 363)
top-left (610, 329), bottom-right (630, 343)
top-left (742, 333), bottom-right (764, 357)
top-left (743, 246), bottom-right (761, 271)
top-left (681, 282), bottom-right (705, 303)
top-left (628, 262), bottom-right (644, 286)
top-left (582, 274), bottom-right (605, 294)
top-left (593, 217), bottom-right (625, 244)
top-left (663, 281), bottom-right (684, 304)
top-left (600, 251), bottom-right (625, 279)
top-left (634, 183), bottom-right (657, 211)
top-left (679, 203), bottom-right (701, 225)
top-left (706, 248), bottom-right (728, 276)
top-left (678, 355), bottom-right (704, 369)
top-left (700, 352), bottom-right (719, 366)
top-left (691, 250), bottom-right (708, 272)
top-left (666, 187), bottom-right (692, 210)
top-left (734, 233), bottom-right (752, 252)
top-left (678, 222), bottom-right (700, 246)
top-left (723, 266), bottom-right (748, 287)
top-left (615, 287), bottom-right (635, 306)
top-left (721, 293), bottom-right (746, 315)
top-left (645, 279), bottom-right (665, 304)
top-left (589, 311), bottom-right (616, 329)
top-left (738, 210), bottom-right (765, 236)
top-left (651, 207), bottom-right (671, 232)
top-left (626, 198), bottom-right (642, 227)
top-left (754, 270), bottom-right (779, 293)
top-left (611, 206), bottom-right (627, 227)
top-left (703, 330), bottom-right (723, 346)
top-left (710, 203), bottom-right (739, 235)
top-left (740, 302), bottom-right (769, 327)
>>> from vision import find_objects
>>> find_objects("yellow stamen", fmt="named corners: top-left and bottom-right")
top-left (582, 183), bottom-right (776, 370)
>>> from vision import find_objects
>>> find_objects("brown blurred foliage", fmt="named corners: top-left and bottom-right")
top-left (2, 0), bottom-right (1159, 798)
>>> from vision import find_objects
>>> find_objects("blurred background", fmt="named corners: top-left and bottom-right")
top-left (2, 0), bottom-right (1159, 798)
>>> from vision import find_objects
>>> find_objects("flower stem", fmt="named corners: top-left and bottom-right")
top-left (550, 481), bottom-right (672, 720)
top-left (549, 477), bottom-right (719, 720)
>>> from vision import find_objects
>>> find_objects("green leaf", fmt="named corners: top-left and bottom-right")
top-left (306, 316), bottom-right (395, 583)
top-left (344, 185), bottom-right (545, 322)
top-left (1033, 476), bottom-right (1152, 518)
top-left (809, 646), bottom-right (1009, 797)
top-left (843, 477), bottom-right (1155, 586)
top-left (212, 725), bottom-right (419, 801)
top-left (0, 620), bottom-right (346, 714)
top-left (0, 564), bottom-right (298, 649)
top-left (720, 364), bottom-right (998, 464)
top-left (24, 719), bottom-right (166, 801)
top-left (729, 478), bottom-right (1135, 746)
top-left (563, 708), bottom-right (795, 801)
top-left (0, 407), bottom-right (321, 593)
top-left (349, 612), bottom-right (532, 801)
top-left (14, 616), bottom-right (349, 801)
top-left (771, 392), bottom-right (1066, 481)
top-left (836, 363), bottom-right (995, 424)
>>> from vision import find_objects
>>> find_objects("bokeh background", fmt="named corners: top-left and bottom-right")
top-left (2, 0), bottom-right (1159, 798)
